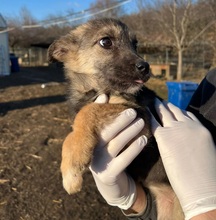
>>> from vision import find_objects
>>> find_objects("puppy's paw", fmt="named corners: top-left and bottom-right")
top-left (62, 168), bottom-right (83, 194)
top-left (61, 130), bottom-right (95, 194)
top-left (61, 149), bottom-right (91, 194)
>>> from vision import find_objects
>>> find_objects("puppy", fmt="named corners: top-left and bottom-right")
top-left (48, 18), bottom-right (183, 219)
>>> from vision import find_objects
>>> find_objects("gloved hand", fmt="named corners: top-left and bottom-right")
top-left (151, 99), bottom-right (216, 220)
top-left (89, 95), bottom-right (148, 210)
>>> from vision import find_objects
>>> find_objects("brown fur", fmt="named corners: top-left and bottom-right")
top-left (48, 18), bottom-right (184, 219)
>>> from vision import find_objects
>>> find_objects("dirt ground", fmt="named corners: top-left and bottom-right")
top-left (0, 65), bottom-right (199, 220)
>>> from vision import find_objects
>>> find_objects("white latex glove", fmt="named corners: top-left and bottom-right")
top-left (90, 95), bottom-right (148, 210)
top-left (151, 98), bottom-right (216, 220)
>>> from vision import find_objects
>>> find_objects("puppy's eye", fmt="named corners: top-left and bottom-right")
top-left (99, 37), bottom-right (112, 49)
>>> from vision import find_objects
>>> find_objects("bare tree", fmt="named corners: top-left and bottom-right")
top-left (135, 0), bottom-right (216, 80)
top-left (90, 0), bottom-right (125, 19)
top-left (7, 7), bottom-right (39, 49)
top-left (202, 0), bottom-right (216, 68)
top-left (19, 7), bottom-right (37, 25)
top-left (156, 0), bottom-right (215, 79)
top-left (7, 7), bottom-right (74, 50)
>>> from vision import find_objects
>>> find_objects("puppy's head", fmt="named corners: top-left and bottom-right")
top-left (48, 18), bottom-right (150, 94)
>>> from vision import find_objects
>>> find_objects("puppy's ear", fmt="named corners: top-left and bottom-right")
top-left (47, 34), bottom-right (78, 63)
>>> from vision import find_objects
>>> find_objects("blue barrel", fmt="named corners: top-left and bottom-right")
top-left (10, 54), bottom-right (20, 72)
top-left (166, 81), bottom-right (199, 109)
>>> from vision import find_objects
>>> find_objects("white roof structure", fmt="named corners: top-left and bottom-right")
top-left (0, 14), bottom-right (7, 29)
top-left (0, 14), bottom-right (10, 76)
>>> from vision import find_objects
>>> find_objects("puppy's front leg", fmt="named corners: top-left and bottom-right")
top-left (61, 107), bottom-right (99, 194)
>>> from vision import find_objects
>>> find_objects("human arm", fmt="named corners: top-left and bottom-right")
top-left (151, 99), bottom-right (216, 220)
top-left (91, 95), bottom-right (150, 216)
top-left (89, 107), bottom-right (158, 218)
top-left (190, 209), bottom-right (216, 220)
top-left (89, 106), bottom-right (147, 210)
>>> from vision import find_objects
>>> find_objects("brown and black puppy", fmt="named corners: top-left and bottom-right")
top-left (48, 18), bottom-right (183, 219)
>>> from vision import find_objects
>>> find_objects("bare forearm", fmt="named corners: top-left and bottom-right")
top-left (124, 184), bottom-right (216, 220)
top-left (123, 183), bottom-right (184, 220)
top-left (190, 209), bottom-right (216, 220)
top-left (123, 183), bottom-right (158, 220)
top-left (124, 183), bottom-right (147, 215)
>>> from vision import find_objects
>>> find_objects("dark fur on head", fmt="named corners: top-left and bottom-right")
top-left (48, 18), bottom-right (152, 117)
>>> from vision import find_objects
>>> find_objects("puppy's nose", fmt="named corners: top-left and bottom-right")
top-left (135, 61), bottom-right (149, 73)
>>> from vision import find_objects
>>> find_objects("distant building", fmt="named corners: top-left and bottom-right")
top-left (0, 14), bottom-right (10, 76)
top-left (150, 63), bottom-right (177, 80)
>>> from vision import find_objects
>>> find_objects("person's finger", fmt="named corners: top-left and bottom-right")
top-left (166, 102), bottom-right (193, 122)
top-left (99, 109), bottom-right (137, 145)
top-left (107, 118), bottom-right (145, 157)
top-left (109, 135), bottom-right (147, 175)
top-left (186, 111), bottom-right (201, 123)
top-left (94, 94), bottom-right (109, 103)
top-left (154, 98), bottom-right (175, 126)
